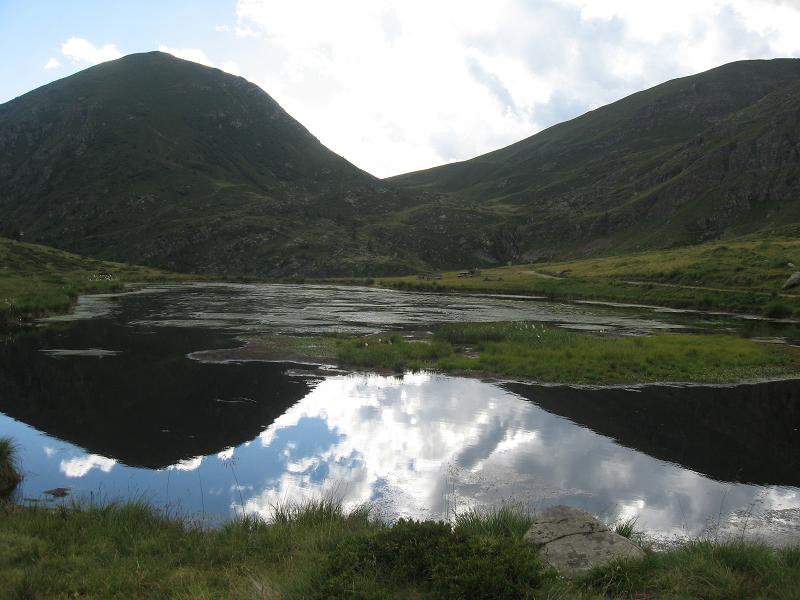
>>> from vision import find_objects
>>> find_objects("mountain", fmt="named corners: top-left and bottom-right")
top-left (2, 54), bottom-right (799, 275)
top-left (0, 51), bottom-right (423, 276)
top-left (389, 58), bottom-right (800, 263)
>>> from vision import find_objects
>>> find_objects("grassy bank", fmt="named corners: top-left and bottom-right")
top-left (0, 438), bottom-right (22, 497)
top-left (331, 322), bottom-right (800, 385)
top-left (0, 237), bottom-right (187, 323)
top-left (378, 236), bottom-right (800, 317)
top-left (0, 500), bottom-right (797, 599)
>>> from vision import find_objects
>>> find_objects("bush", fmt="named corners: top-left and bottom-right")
top-left (315, 519), bottom-right (547, 600)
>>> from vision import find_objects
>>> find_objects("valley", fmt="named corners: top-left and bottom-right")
top-left (2, 50), bottom-right (800, 599)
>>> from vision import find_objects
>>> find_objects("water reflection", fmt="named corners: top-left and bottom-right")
top-left (60, 454), bottom-right (116, 478)
top-left (44, 282), bottom-right (800, 341)
top-left (0, 321), bottom-right (309, 468)
top-left (1, 283), bottom-right (799, 545)
top-left (53, 283), bottom-right (690, 336)
top-left (234, 373), bottom-right (800, 543)
top-left (505, 381), bottom-right (800, 486)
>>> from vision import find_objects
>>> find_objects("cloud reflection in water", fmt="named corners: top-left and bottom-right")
top-left (239, 372), bottom-right (800, 539)
top-left (60, 454), bottom-right (117, 478)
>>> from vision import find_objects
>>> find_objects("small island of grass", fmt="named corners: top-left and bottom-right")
top-left (225, 322), bottom-right (800, 385)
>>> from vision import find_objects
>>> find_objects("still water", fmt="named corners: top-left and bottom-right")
top-left (1, 284), bottom-right (799, 545)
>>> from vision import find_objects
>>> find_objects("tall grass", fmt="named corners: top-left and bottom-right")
top-left (453, 504), bottom-right (535, 539)
top-left (0, 437), bottom-right (22, 495)
top-left (268, 496), bottom-right (371, 528)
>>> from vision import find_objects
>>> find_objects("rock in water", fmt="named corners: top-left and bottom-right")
top-left (782, 272), bottom-right (800, 290)
top-left (524, 506), bottom-right (644, 577)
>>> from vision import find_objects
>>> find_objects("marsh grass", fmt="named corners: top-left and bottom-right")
top-left (334, 321), bottom-right (800, 384)
top-left (0, 437), bottom-right (22, 496)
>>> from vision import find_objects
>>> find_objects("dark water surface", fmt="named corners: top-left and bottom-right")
top-left (1, 283), bottom-right (799, 546)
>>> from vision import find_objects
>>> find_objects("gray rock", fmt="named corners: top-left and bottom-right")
top-left (782, 271), bottom-right (800, 290)
top-left (524, 506), bottom-right (644, 578)
top-left (524, 505), bottom-right (609, 546)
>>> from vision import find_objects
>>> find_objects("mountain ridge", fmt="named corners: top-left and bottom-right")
top-left (0, 52), bottom-right (422, 276)
top-left (387, 57), bottom-right (800, 262)
top-left (1, 53), bottom-right (799, 275)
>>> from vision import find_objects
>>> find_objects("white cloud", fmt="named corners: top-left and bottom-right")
top-left (60, 454), bottom-right (117, 477)
top-left (43, 57), bottom-right (60, 71)
top-left (233, 0), bottom-right (800, 177)
top-left (157, 46), bottom-right (241, 76)
top-left (217, 447), bottom-right (235, 461)
top-left (221, 60), bottom-right (242, 76)
top-left (61, 37), bottom-right (122, 65)
top-left (168, 456), bottom-right (204, 471)
top-left (234, 24), bottom-right (261, 38)
top-left (157, 45), bottom-right (214, 67)
top-left (215, 24), bottom-right (230, 32)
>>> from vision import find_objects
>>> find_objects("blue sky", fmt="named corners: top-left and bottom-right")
top-left (2, 0), bottom-right (800, 177)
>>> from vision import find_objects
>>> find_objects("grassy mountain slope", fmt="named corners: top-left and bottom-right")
top-left (2, 55), bottom-right (799, 275)
top-left (379, 229), bottom-right (800, 317)
top-left (388, 59), bottom-right (800, 264)
top-left (0, 52), bottom-right (423, 276)
top-left (0, 236), bottom-right (178, 320)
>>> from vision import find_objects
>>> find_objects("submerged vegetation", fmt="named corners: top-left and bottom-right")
top-left (379, 235), bottom-right (800, 317)
top-left (332, 322), bottom-right (800, 385)
top-left (0, 498), bottom-right (797, 599)
top-left (0, 437), bottom-right (22, 496)
top-left (0, 237), bottom-right (185, 323)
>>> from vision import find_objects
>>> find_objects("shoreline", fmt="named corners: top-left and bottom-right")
top-left (1, 497), bottom-right (797, 599)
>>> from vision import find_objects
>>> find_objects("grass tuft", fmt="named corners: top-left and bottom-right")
top-left (453, 504), bottom-right (535, 540)
top-left (268, 496), bottom-right (371, 528)
top-left (0, 437), bottom-right (22, 496)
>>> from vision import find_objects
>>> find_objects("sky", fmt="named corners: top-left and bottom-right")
top-left (2, 0), bottom-right (800, 177)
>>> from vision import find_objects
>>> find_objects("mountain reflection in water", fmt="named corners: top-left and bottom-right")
top-left (0, 320), bottom-right (309, 468)
top-left (0, 283), bottom-right (799, 545)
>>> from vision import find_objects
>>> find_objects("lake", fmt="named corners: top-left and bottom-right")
top-left (1, 283), bottom-right (799, 547)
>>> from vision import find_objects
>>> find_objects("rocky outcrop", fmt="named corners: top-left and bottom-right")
top-left (782, 272), bottom-right (800, 290)
top-left (524, 506), bottom-right (644, 578)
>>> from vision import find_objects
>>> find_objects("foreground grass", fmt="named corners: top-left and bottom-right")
top-left (0, 500), bottom-right (797, 599)
top-left (333, 322), bottom-right (800, 384)
top-left (0, 237), bottom-right (187, 322)
top-left (378, 236), bottom-right (800, 317)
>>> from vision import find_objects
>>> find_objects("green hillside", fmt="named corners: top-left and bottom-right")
top-left (380, 230), bottom-right (800, 316)
top-left (388, 58), bottom-right (800, 264)
top-left (0, 236), bottom-right (177, 320)
top-left (2, 54), bottom-right (799, 276)
top-left (0, 52), bottom-right (424, 277)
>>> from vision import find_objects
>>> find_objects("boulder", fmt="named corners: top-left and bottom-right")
top-left (524, 506), bottom-right (644, 578)
top-left (782, 272), bottom-right (800, 290)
